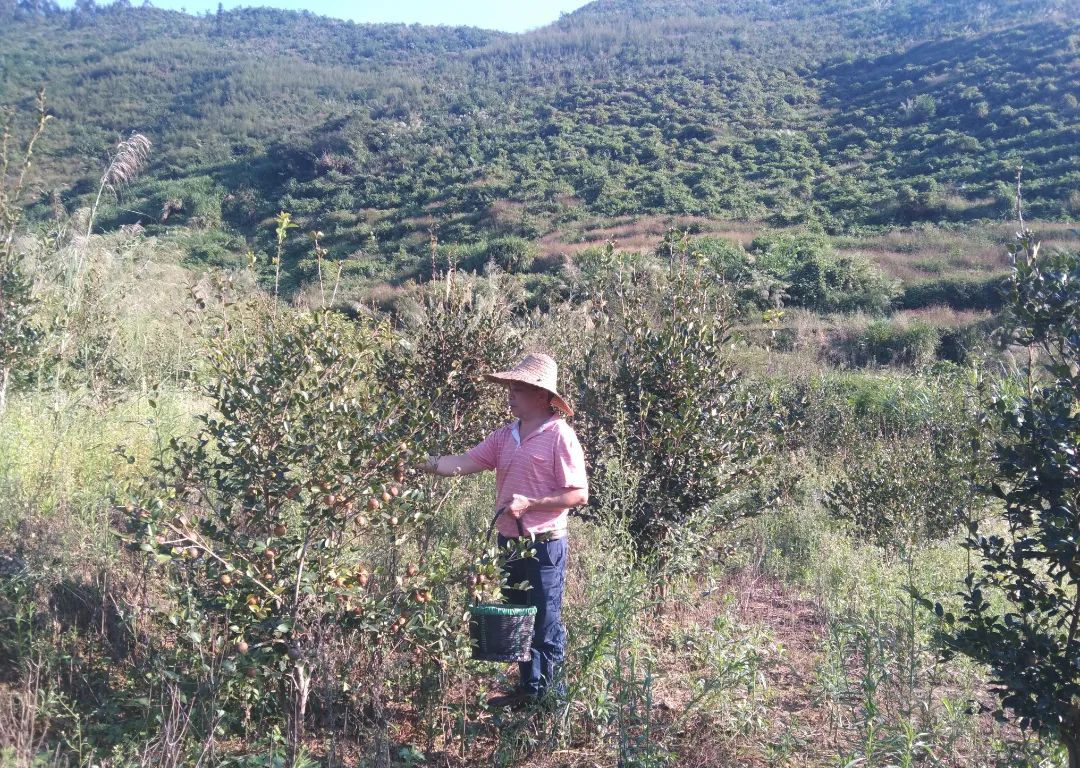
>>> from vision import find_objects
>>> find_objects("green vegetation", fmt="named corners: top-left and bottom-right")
top-left (0, 0), bottom-right (1076, 285)
top-left (0, 93), bottom-right (48, 411)
top-left (2, 0), bottom-right (1080, 764)
top-left (926, 234), bottom-right (1080, 764)
top-left (575, 244), bottom-right (768, 553)
top-left (2, 208), bottom-right (1077, 764)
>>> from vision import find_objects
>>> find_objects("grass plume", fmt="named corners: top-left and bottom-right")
top-left (86, 131), bottom-right (151, 239)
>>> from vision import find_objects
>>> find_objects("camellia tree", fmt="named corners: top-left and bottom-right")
top-left (925, 227), bottom-right (1080, 764)
top-left (385, 267), bottom-right (522, 458)
top-left (575, 232), bottom-right (772, 558)
top-left (120, 301), bottom-right (515, 765)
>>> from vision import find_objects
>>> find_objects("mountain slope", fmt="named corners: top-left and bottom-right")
top-left (0, 0), bottom-right (1076, 279)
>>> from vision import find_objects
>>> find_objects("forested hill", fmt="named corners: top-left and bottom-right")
top-left (1, 0), bottom-right (1078, 276)
top-left (555, 0), bottom-right (1071, 57)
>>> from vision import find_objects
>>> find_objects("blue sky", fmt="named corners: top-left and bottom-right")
top-left (115, 0), bottom-right (593, 32)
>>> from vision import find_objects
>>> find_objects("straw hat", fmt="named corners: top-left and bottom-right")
top-left (484, 353), bottom-right (574, 417)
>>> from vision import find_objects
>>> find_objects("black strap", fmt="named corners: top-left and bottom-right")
top-left (485, 506), bottom-right (526, 541)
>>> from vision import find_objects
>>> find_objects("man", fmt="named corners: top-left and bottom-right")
top-left (420, 352), bottom-right (588, 707)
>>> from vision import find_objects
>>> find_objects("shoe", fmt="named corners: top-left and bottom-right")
top-left (485, 689), bottom-right (536, 709)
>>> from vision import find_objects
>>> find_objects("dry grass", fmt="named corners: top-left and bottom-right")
top-left (836, 221), bottom-right (1079, 282)
top-left (538, 215), bottom-right (766, 259)
top-left (535, 217), bottom-right (1078, 283)
top-left (895, 306), bottom-right (991, 328)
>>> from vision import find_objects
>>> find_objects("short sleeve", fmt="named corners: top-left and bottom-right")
top-left (465, 429), bottom-right (500, 470)
top-left (553, 424), bottom-right (588, 491)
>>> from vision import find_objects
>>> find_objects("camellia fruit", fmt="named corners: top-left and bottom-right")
top-left (367, 497), bottom-right (380, 511)
top-left (273, 524), bottom-right (287, 537)
top-left (236, 640), bottom-right (249, 655)
top-left (220, 574), bottom-right (233, 587)
top-left (406, 563), bottom-right (419, 577)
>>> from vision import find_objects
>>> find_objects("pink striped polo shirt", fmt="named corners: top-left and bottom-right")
top-left (466, 416), bottom-right (588, 537)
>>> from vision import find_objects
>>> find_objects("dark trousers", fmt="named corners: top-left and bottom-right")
top-left (498, 535), bottom-right (568, 696)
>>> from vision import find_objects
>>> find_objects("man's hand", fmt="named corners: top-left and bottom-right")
top-left (508, 493), bottom-right (532, 519)
top-left (415, 454), bottom-right (487, 478)
top-left (415, 455), bottom-right (440, 475)
top-left (507, 488), bottom-right (588, 518)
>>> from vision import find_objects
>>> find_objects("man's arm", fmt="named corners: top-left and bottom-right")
top-left (419, 454), bottom-right (487, 477)
top-left (507, 487), bottom-right (588, 519)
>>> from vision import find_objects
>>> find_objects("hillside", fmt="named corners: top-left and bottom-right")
top-left (7, 3), bottom-right (1080, 766)
top-left (0, 0), bottom-right (1077, 283)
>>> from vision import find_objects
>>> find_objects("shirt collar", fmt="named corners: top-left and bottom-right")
top-left (511, 415), bottom-right (561, 446)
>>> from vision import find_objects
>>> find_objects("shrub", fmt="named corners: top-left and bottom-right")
top-left (174, 228), bottom-right (247, 268)
top-left (691, 236), bottom-right (788, 313)
top-left (937, 319), bottom-right (994, 364)
top-left (829, 317), bottom-right (942, 368)
top-left (131, 175), bottom-right (226, 229)
top-left (747, 232), bottom-right (897, 314)
top-left (575, 254), bottom-right (770, 555)
top-left (897, 275), bottom-right (1006, 311)
top-left (481, 235), bottom-right (537, 273)
top-left (385, 270), bottom-right (523, 456)
top-left (825, 434), bottom-right (972, 550)
top-left (563, 242), bottom-right (652, 300)
top-left (770, 368), bottom-right (979, 457)
top-left (0, 94), bottom-right (48, 412)
top-left (118, 304), bottom-right (515, 762)
top-left (0, 250), bottom-right (40, 413)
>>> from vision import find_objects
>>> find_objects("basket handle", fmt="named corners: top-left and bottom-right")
top-left (485, 506), bottom-right (526, 541)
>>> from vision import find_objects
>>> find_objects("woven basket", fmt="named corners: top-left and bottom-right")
top-left (468, 603), bottom-right (536, 662)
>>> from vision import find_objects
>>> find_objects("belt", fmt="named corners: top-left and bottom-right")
top-left (528, 529), bottom-right (567, 544)
top-left (497, 529), bottom-right (568, 544)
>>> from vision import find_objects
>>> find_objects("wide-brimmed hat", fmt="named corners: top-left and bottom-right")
top-left (484, 353), bottom-right (574, 417)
